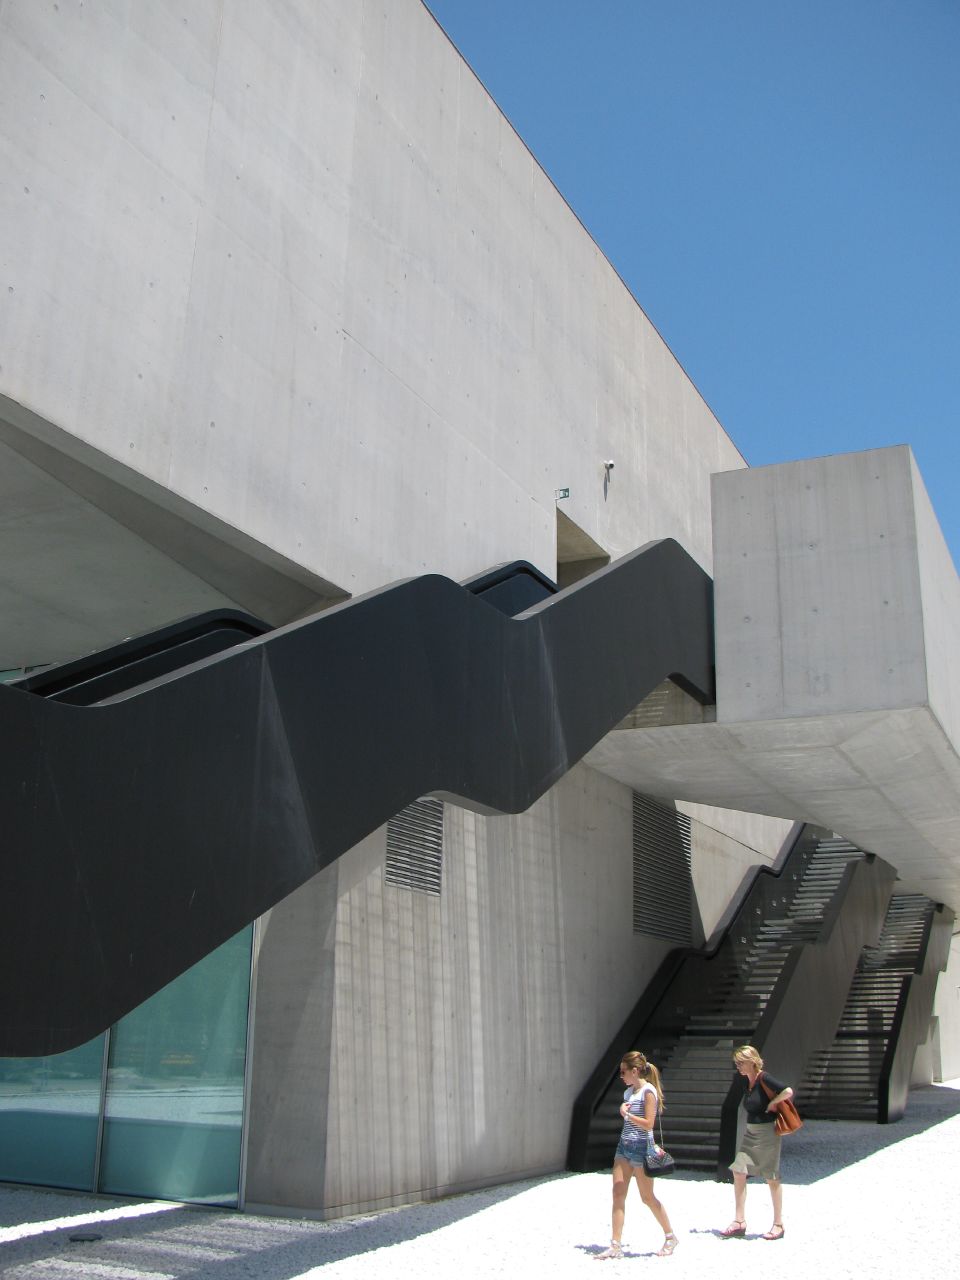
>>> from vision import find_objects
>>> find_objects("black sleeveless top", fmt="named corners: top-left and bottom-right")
top-left (742, 1072), bottom-right (787, 1124)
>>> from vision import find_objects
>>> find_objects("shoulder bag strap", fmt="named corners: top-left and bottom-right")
top-left (653, 1088), bottom-right (665, 1148)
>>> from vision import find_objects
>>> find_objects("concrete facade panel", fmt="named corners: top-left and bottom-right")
top-left (713, 448), bottom-right (928, 722)
top-left (246, 764), bottom-right (736, 1214)
top-left (933, 935), bottom-right (960, 1080)
top-left (911, 451), bottom-right (960, 752)
top-left (0, 26), bottom-right (200, 480)
top-left (1, 0), bottom-right (744, 611)
top-left (683, 807), bottom-right (790, 942)
top-left (2, 0), bottom-right (220, 192)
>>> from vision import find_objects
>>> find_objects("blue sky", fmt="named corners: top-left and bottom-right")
top-left (425, 1), bottom-right (960, 561)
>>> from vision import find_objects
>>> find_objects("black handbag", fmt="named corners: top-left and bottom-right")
top-left (643, 1115), bottom-right (676, 1177)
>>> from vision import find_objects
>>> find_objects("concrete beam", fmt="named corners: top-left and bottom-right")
top-left (587, 448), bottom-right (960, 911)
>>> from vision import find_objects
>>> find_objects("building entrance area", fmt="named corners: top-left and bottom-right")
top-left (0, 927), bottom-right (252, 1206)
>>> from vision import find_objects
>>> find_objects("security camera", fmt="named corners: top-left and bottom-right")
top-left (604, 460), bottom-right (615, 470)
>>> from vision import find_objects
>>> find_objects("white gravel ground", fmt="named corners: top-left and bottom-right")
top-left (1, 1081), bottom-right (958, 1279)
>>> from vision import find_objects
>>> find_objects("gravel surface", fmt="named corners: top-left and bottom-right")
top-left (1, 1081), bottom-right (957, 1278)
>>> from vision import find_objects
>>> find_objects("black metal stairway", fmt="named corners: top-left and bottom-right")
top-left (797, 892), bottom-right (954, 1122)
top-left (660, 836), bottom-right (866, 1169)
top-left (569, 826), bottom-right (897, 1174)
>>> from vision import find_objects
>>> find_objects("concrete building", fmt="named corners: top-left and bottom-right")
top-left (1, 0), bottom-right (957, 1217)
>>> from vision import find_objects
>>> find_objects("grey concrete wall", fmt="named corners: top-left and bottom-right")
top-left (713, 446), bottom-right (929, 724)
top-left (703, 447), bottom-right (960, 909)
top-left (0, 0), bottom-right (744, 605)
top-left (246, 766), bottom-right (669, 1214)
top-left (679, 803), bottom-right (791, 940)
top-left (933, 934), bottom-right (960, 1081)
top-left (911, 452), bottom-right (960, 753)
top-left (245, 767), bottom-right (775, 1215)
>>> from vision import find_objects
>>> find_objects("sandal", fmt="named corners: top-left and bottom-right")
top-left (762, 1224), bottom-right (785, 1241)
top-left (721, 1221), bottom-right (746, 1238)
top-left (657, 1232), bottom-right (679, 1256)
top-left (595, 1242), bottom-right (624, 1260)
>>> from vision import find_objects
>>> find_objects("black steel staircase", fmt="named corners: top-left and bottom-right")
top-left (569, 826), bottom-right (896, 1174)
top-left (797, 892), bottom-right (954, 1122)
top-left (660, 837), bottom-right (867, 1169)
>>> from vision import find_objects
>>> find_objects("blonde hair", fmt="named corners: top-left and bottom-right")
top-left (733, 1044), bottom-right (764, 1072)
top-left (621, 1050), bottom-right (665, 1109)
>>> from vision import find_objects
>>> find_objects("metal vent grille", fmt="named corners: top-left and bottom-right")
top-left (385, 797), bottom-right (444, 895)
top-left (632, 793), bottom-right (692, 943)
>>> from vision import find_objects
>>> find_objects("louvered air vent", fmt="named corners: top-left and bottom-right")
top-left (385, 797), bottom-right (444, 895)
top-left (632, 792), bottom-right (692, 943)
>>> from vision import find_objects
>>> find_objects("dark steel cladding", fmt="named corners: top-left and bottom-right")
top-left (0, 539), bottom-right (713, 1055)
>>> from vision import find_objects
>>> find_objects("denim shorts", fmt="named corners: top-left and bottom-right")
top-left (615, 1135), bottom-right (652, 1168)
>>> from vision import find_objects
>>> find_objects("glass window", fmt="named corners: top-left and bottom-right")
top-left (0, 1035), bottom-right (105, 1190)
top-left (98, 926), bottom-right (252, 1205)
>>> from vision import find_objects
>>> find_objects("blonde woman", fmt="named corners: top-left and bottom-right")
top-left (721, 1045), bottom-right (793, 1241)
top-left (596, 1051), bottom-right (678, 1260)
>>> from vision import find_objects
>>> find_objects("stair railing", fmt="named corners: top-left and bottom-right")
top-left (567, 822), bottom-right (826, 1172)
top-left (717, 851), bottom-right (897, 1171)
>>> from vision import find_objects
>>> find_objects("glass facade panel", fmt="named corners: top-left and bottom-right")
top-left (0, 1035), bottom-right (105, 1190)
top-left (98, 926), bottom-right (252, 1204)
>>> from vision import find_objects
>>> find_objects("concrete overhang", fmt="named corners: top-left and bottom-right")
top-left (0, 396), bottom-right (347, 668)
top-left (587, 447), bottom-right (960, 910)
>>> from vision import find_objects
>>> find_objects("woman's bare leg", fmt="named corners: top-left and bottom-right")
top-left (610, 1159), bottom-right (631, 1244)
top-left (635, 1168), bottom-right (673, 1236)
top-left (767, 1177), bottom-right (783, 1230)
top-left (733, 1170), bottom-right (748, 1224)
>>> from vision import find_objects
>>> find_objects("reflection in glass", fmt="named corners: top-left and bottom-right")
top-left (0, 1036), bottom-right (105, 1190)
top-left (99, 926), bottom-right (252, 1204)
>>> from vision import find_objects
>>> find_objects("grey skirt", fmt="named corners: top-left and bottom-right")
top-left (729, 1121), bottom-right (782, 1180)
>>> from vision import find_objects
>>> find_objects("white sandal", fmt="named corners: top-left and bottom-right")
top-left (595, 1241), bottom-right (624, 1260)
top-left (657, 1232), bottom-right (679, 1256)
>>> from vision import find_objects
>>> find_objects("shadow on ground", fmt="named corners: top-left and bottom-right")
top-left (0, 1172), bottom-right (572, 1279)
top-left (775, 1082), bottom-right (960, 1186)
top-left (1, 1085), bottom-right (958, 1276)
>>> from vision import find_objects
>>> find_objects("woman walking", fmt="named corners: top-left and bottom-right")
top-left (596, 1051), bottom-right (678, 1260)
top-left (721, 1044), bottom-right (794, 1241)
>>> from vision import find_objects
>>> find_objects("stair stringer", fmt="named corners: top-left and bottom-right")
top-left (880, 903), bottom-right (956, 1122)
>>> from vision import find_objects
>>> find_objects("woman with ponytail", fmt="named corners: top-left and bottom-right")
top-left (595, 1051), bottom-right (678, 1260)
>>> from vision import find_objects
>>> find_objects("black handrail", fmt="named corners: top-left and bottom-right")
top-left (12, 609), bottom-right (271, 704)
top-left (877, 979), bottom-right (914, 1125)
